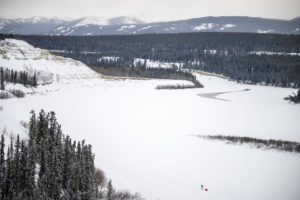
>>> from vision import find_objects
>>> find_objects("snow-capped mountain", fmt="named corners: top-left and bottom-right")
top-left (0, 16), bottom-right (145, 35)
top-left (0, 17), bottom-right (68, 35)
top-left (108, 16), bottom-right (145, 26)
top-left (73, 17), bottom-right (110, 27)
top-left (71, 16), bottom-right (144, 27)
top-left (0, 16), bottom-right (300, 36)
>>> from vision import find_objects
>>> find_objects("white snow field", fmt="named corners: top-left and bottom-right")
top-left (1, 39), bottom-right (300, 200)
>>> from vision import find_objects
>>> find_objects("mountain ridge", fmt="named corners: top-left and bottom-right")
top-left (0, 16), bottom-right (299, 35)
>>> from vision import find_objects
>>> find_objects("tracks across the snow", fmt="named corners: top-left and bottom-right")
top-left (198, 89), bottom-right (250, 101)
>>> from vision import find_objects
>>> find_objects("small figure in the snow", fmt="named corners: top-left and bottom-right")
top-left (201, 185), bottom-right (204, 190)
top-left (205, 188), bottom-right (208, 191)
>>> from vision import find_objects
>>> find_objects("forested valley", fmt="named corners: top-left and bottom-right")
top-left (4, 32), bottom-right (299, 88)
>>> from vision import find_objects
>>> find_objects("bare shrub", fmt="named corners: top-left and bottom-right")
top-left (9, 89), bottom-right (25, 98)
top-left (0, 91), bottom-right (13, 99)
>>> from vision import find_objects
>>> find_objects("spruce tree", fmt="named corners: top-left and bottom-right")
top-left (33, 72), bottom-right (37, 87)
top-left (27, 128), bottom-right (37, 200)
top-left (10, 69), bottom-right (14, 83)
top-left (5, 137), bottom-right (15, 199)
top-left (13, 135), bottom-right (22, 198)
top-left (14, 71), bottom-right (17, 84)
top-left (0, 135), bottom-right (5, 199)
top-left (0, 67), bottom-right (5, 90)
top-left (53, 124), bottom-right (63, 199)
top-left (107, 179), bottom-right (114, 200)
top-left (20, 140), bottom-right (29, 199)
top-left (62, 135), bottom-right (72, 192)
top-left (36, 109), bottom-right (48, 146)
top-left (83, 143), bottom-right (98, 199)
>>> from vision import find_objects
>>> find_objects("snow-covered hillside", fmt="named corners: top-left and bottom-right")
top-left (73, 16), bottom-right (144, 27)
top-left (1, 39), bottom-right (300, 200)
top-left (0, 39), bottom-right (101, 94)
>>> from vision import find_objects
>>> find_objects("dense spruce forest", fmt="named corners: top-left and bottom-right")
top-left (0, 67), bottom-right (38, 99)
top-left (7, 32), bottom-right (300, 88)
top-left (0, 67), bottom-right (38, 90)
top-left (0, 110), bottom-right (144, 200)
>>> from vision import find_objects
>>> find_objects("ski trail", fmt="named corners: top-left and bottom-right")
top-left (198, 89), bottom-right (250, 101)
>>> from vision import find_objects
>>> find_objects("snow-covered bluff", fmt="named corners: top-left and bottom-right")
top-left (0, 39), bottom-right (101, 94)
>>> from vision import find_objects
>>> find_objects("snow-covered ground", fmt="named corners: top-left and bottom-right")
top-left (249, 51), bottom-right (300, 56)
top-left (0, 39), bottom-right (101, 94)
top-left (1, 39), bottom-right (300, 200)
top-left (257, 29), bottom-right (275, 34)
top-left (193, 23), bottom-right (215, 31)
top-left (133, 58), bottom-right (184, 69)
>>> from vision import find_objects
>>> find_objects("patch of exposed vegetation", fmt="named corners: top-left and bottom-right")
top-left (284, 89), bottom-right (300, 104)
top-left (9, 89), bottom-right (26, 98)
top-left (156, 83), bottom-right (202, 90)
top-left (93, 66), bottom-right (203, 89)
top-left (197, 135), bottom-right (300, 153)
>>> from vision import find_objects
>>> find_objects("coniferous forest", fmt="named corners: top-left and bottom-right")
top-left (0, 67), bottom-right (38, 90)
top-left (0, 110), bottom-right (144, 200)
top-left (6, 32), bottom-right (300, 88)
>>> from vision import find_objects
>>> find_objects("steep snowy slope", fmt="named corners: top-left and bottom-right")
top-left (0, 39), bottom-right (101, 94)
top-left (1, 39), bottom-right (300, 200)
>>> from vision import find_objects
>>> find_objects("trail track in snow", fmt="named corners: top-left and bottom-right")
top-left (198, 89), bottom-right (251, 101)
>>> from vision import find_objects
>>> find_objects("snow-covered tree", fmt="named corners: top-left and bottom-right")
top-left (0, 109), bottom-right (142, 199)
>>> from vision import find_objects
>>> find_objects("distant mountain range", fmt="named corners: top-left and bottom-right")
top-left (0, 16), bottom-right (299, 35)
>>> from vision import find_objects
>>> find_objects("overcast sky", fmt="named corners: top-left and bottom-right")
top-left (0, 0), bottom-right (299, 21)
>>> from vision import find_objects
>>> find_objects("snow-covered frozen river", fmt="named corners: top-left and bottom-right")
top-left (1, 75), bottom-right (300, 200)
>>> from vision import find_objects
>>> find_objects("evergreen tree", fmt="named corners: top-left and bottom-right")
top-left (82, 143), bottom-right (98, 199)
top-left (33, 72), bottom-right (37, 87)
top-left (13, 135), bottom-right (22, 198)
top-left (29, 110), bottom-right (37, 140)
top-left (37, 137), bottom-right (51, 199)
top-left (0, 135), bottom-right (5, 199)
top-left (36, 109), bottom-right (48, 146)
top-left (62, 135), bottom-right (72, 193)
top-left (0, 67), bottom-right (5, 90)
top-left (107, 179), bottom-right (114, 200)
top-left (10, 69), bottom-right (14, 83)
top-left (27, 128), bottom-right (37, 200)
top-left (5, 137), bottom-right (15, 199)
top-left (20, 140), bottom-right (29, 199)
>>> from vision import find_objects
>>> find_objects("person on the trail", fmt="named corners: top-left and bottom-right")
top-left (201, 185), bottom-right (204, 190)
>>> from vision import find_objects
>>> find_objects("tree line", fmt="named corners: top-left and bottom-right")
top-left (92, 66), bottom-right (202, 88)
top-left (197, 135), bottom-right (300, 153)
top-left (0, 67), bottom-right (37, 90)
top-left (0, 110), bottom-right (144, 200)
